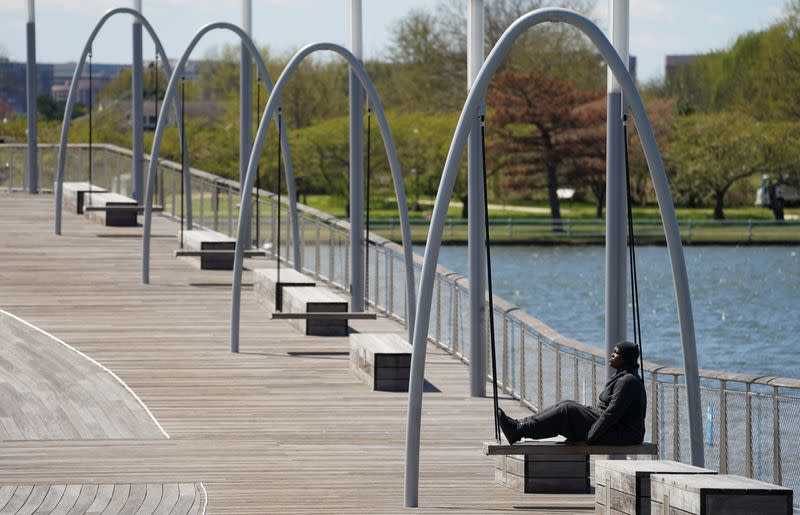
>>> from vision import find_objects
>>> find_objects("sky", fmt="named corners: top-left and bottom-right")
top-left (0, 0), bottom-right (789, 83)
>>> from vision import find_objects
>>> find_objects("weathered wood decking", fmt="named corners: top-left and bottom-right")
top-left (0, 192), bottom-right (594, 514)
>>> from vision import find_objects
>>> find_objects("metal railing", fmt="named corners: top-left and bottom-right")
top-left (4, 143), bottom-right (799, 506)
top-left (366, 216), bottom-right (800, 243)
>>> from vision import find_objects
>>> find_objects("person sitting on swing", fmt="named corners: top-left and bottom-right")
top-left (497, 341), bottom-right (646, 445)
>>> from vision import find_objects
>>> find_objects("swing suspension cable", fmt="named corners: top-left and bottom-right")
top-left (365, 106), bottom-right (372, 306)
top-left (180, 76), bottom-right (186, 249)
top-left (275, 108), bottom-right (283, 305)
top-left (255, 70), bottom-right (261, 248)
top-left (88, 48), bottom-right (93, 203)
top-left (480, 113), bottom-right (501, 443)
top-left (622, 113), bottom-right (645, 378)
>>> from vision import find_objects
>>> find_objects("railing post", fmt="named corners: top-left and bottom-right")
top-left (772, 385), bottom-right (781, 485)
top-left (591, 359), bottom-right (598, 408)
top-left (566, 219), bottom-right (572, 238)
top-left (213, 184), bottom-right (219, 231)
top-left (748, 219), bottom-right (753, 242)
top-left (171, 170), bottom-right (177, 216)
top-left (573, 353), bottom-right (579, 400)
top-left (519, 330), bottom-right (526, 406)
top-left (555, 341), bottom-right (562, 403)
top-left (300, 215), bottom-right (306, 270)
top-left (388, 254), bottom-right (395, 315)
top-left (673, 374), bottom-right (680, 461)
top-left (373, 246), bottom-right (379, 308)
top-left (227, 186), bottom-right (233, 235)
top-left (537, 335), bottom-right (544, 410)
top-left (507, 218), bottom-right (512, 238)
top-left (328, 227), bottom-right (334, 282)
top-left (502, 313), bottom-right (510, 392)
top-left (314, 220), bottom-right (321, 278)
top-left (451, 283), bottom-right (459, 356)
top-left (719, 379), bottom-right (728, 473)
top-left (435, 278), bottom-right (442, 345)
top-left (650, 372), bottom-right (659, 450)
top-left (745, 382), bottom-right (753, 478)
top-left (199, 180), bottom-right (205, 228)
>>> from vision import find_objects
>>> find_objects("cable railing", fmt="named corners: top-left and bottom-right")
top-left (4, 142), bottom-right (799, 506)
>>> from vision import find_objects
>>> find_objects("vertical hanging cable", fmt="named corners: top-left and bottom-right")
top-left (623, 114), bottom-right (645, 379)
top-left (180, 76), bottom-right (185, 249)
top-left (481, 113), bottom-right (501, 442)
top-left (88, 48), bottom-right (93, 205)
top-left (255, 70), bottom-right (261, 249)
top-left (275, 107), bottom-right (283, 306)
top-left (365, 106), bottom-right (371, 308)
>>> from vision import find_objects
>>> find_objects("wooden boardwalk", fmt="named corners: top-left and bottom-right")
top-left (0, 192), bottom-right (594, 513)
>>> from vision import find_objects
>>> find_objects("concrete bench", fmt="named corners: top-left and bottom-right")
top-left (254, 268), bottom-right (316, 312)
top-left (484, 439), bottom-right (658, 494)
top-left (594, 460), bottom-right (715, 515)
top-left (282, 286), bottom-right (349, 336)
top-left (84, 192), bottom-right (138, 226)
top-left (650, 473), bottom-right (792, 515)
top-left (349, 333), bottom-right (412, 391)
top-left (60, 181), bottom-right (108, 214)
top-left (176, 229), bottom-right (237, 270)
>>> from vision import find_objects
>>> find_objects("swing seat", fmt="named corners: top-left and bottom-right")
top-left (84, 192), bottom-right (139, 226)
top-left (486, 438), bottom-right (658, 495)
top-left (61, 181), bottom-right (107, 214)
top-left (254, 268), bottom-right (315, 312)
top-left (276, 286), bottom-right (374, 336)
top-left (175, 228), bottom-right (248, 270)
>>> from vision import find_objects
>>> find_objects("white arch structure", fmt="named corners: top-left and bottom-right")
top-left (141, 22), bottom-right (301, 285)
top-left (231, 42), bottom-right (417, 352)
top-left (403, 8), bottom-right (703, 507)
top-left (54, 7), bottom-right (182, 236)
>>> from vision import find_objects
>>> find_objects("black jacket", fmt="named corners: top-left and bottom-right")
top-left (586, 368), bottom-right (647, 444)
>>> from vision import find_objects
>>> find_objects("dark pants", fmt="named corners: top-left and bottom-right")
top-left (519, 400), bottom-right (601, 441)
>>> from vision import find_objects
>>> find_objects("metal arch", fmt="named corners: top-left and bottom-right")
top-left (141, 22), bottom-right (301, 284)
top-left (403, 7), bottom-right (702, 507)
top-left (231, 42), bottom-right (417, 352)
top-left (54, 7), bottom-right (182, 236)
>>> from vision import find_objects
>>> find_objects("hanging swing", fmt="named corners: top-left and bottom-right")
top-left (85, 51), bottom-right (163, 216)
top-left (483, 110), bottom-right (654, 458)
top-left (174, 73), bottom-right (265, 261)
top-left (270, 104), bottom-right (375, 321)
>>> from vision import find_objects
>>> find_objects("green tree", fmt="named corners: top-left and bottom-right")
top-left (667, 113), bottom-right (767, 219)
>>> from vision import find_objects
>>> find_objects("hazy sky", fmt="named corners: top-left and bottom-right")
top-left (0, 1), bottom-right (789, 83)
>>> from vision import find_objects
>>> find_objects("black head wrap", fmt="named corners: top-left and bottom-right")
top-left (615, 340), bottom-right (640, 370)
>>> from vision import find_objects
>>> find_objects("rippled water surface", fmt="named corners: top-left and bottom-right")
top-left (421, 245), bottom-right (800, 378)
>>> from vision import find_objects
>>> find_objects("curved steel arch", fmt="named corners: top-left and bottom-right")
top-left (54, 7), bottom-right (182, 236)
top-left (231, 42), bottom-right (417, 352)
top-left (141, 22), bottom-right (301, 284)
top-left (403, 8), bottom-right (702, 507)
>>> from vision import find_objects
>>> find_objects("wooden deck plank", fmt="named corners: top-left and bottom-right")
top-left (0, 192), bottom-right (595, 514)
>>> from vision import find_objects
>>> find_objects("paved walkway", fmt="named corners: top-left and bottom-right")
top-left (0, 192), bottom-right (594, 514)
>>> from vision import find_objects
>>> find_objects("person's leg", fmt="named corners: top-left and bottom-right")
top-left (518, 401), bottom-right (600, 441)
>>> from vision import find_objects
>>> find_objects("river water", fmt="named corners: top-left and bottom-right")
top-left (420, 245), bottom-right (800, 379)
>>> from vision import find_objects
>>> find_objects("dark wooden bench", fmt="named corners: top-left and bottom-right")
top-left (60, 181), bottom-right (107, 214)
top-left (650, 473), bottom-right (792, 515)
top-left (349, 333), bottom-right (412, 391)
top-left (254, 268), bottom-right (315, 312)
top-left (84, 192), bottom-right (138, 226)
top-left (594, 459), bottom-right (715, 515)
top-left (484, 439), bottom-right (658, 494)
